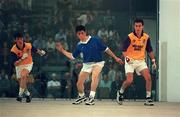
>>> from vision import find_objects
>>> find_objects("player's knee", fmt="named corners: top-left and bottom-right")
top-left (20, 69), bottom-right (28, 77)
top-left (20, 72), bottom-right (27, 78)
top-left (126, 78), bottom-right (133, 85)
top-left (91, 77), bottom-right (98, 83)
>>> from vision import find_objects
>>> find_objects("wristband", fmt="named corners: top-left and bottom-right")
top-left (152, 59), bottom-right (155, 63)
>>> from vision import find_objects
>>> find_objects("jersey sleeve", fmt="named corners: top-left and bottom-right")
top-left (10, 52), bottom-right (19, 65)
top-left (146, 38), bottom-right (153, 53)
top-left (72, 44), bottom-right (81, 59)
top-left (122, 37), bottom-right (131, 52)
top-left (97, 38), bottom-right (108, 51)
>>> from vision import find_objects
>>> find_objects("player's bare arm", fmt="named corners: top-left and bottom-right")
top-left (55, 42), bottom-right (74, 60)
top-left (148, 51), bottom-right (157, 69)
top-left (105, 48), bottom-right (124, 65)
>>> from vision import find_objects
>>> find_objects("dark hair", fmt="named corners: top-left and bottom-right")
top-left (134, 18), bottom-right (144, 25)
top-left (75, 25), bottom-right (86, 33)
top-left (13, 32), bottom-right (23, 39)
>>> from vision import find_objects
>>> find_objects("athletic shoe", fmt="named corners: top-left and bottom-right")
top-left (85, 97), bottom-right (95, 105)
top-left (26, 95), bottom-right (32, 103)
top-left (16, 96), bottom-right (22, 102)
top-left (144, 97), bottom-right (154, 106)
top-left (72, 96), bottom-right (87, 105)
top-left (116, 90), bottom-right (123, 105)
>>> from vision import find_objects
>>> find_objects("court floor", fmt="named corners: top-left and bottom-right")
top-left (0, 98), bottom-right (180, 117)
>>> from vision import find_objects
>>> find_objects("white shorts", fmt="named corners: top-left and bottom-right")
top-left (125, 59), bottom-right (148, 75)
top-left (81, 61), bottom-right (105, 73)
top-left (15, 63), bottom-right (33, 78)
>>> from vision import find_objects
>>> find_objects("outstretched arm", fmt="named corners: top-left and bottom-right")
top-left (55, 42), bottom-right (74, 60)
top-left (105, 48), bottom-right (124, 65)
top-left (32, 46), bottom-right (46, 56)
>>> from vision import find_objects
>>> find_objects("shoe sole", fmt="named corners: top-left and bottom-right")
top-left (85, 103), bottom-right (95, 105)
top-left (26, 100), bottom-right (31, 103)
top-left (144, 103), bottom-right (154, 106)
top-left (72, 102), bottom-right (82, 105)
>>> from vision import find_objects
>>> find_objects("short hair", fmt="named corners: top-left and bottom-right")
top-left (13, 32), bottom-right (23, 39)
top-left (134, 18), bottom-right (144, 25)
top-left (75, 25), bottom-right (86, 33)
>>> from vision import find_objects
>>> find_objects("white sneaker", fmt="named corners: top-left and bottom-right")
top-left (144, 97), bottom-right (154, 106)
top-left (85, 97), bottom-right (95, 105)
top-left (72, 96), bottom-right (87, 105)
top-left (116, 90), bottom-right (123, 105)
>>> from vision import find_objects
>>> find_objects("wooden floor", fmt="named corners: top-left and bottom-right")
top-left (0, 98), bottom-right (180, 117)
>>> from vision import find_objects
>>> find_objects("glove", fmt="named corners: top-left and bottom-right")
top-left (39, 50), bottom-right (46, 56)
top-left (21, 53), bottom-right (28, 60)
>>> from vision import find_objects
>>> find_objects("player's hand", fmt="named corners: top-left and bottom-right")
top-left (152, 59), bottom-right (157, 69)
top-left (115, 57), bottom-right (124, 65)
top-left (39, 50), bottom-right (46, 56)
top-left (21, 53), bottom-right (28, 60)
top-left (55, 42), bottom-right (64, 52)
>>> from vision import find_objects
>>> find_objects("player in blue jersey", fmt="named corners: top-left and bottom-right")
top-left (56, 25), bottom-right (123, 105)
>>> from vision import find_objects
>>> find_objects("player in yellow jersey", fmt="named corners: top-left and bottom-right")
top-left (116, 19), bottom-right (157, 106)
top-left (10, 32), bottom-right (46, 102)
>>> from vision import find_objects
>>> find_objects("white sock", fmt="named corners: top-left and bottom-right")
top-left (89, 91), bottom-right (96, 98)
top-left (79, 92), bottom-right (85, 97)
top-left (24, 89), bottom-right (30, 96)
top-left (120, 88), bottom-right (124, 94)
top-left (146, 91), bottom-right (151, 98)
top-left (19, 87), bottom-right (24, 97)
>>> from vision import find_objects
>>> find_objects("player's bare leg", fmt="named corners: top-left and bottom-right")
top-left (140, 68), bottom-right (154, 106)
top-left (117, 73), bottom-right (133, 105)
top-left (72, 72), bottom-right (89, 105)
top-left (17, 69), bottom-right (31, 103)
top-left (85, 66), bottom-right (102, 105)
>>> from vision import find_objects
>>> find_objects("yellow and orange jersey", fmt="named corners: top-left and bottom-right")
top-left (10, 42), bottom-right (33, 66)
top-left (122, 32), bottom-right (153, 60)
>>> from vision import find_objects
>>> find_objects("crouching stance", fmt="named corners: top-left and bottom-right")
top-left (117, 19), bottom-right (157, 106)
top-left (10, 32), bottom-right (46, 103)
top-left (56, 25), bottom-right (123, 105)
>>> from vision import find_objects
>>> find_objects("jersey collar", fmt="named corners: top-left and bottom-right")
top-left (79, 35), bottom-right (91, 44)
top-left (133, 31), bottom-right (144, 38)
top-left (16, 42), bottom-right (25, 50)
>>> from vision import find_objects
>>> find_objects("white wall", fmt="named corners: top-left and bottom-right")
top-left (144, 19), bottom-right (157, 53)
top-left (159, 0), bottom-right (180, 102)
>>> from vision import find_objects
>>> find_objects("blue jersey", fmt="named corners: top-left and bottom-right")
top-left (72, 36), bottom-right (108, 63)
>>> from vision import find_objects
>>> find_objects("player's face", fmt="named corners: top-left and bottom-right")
top-left (134, 22), bottom-right (144, 34)
top-left (15, 37), bottom-right (24, 49)
top-left (76, 31), bottom-right (86, 40)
